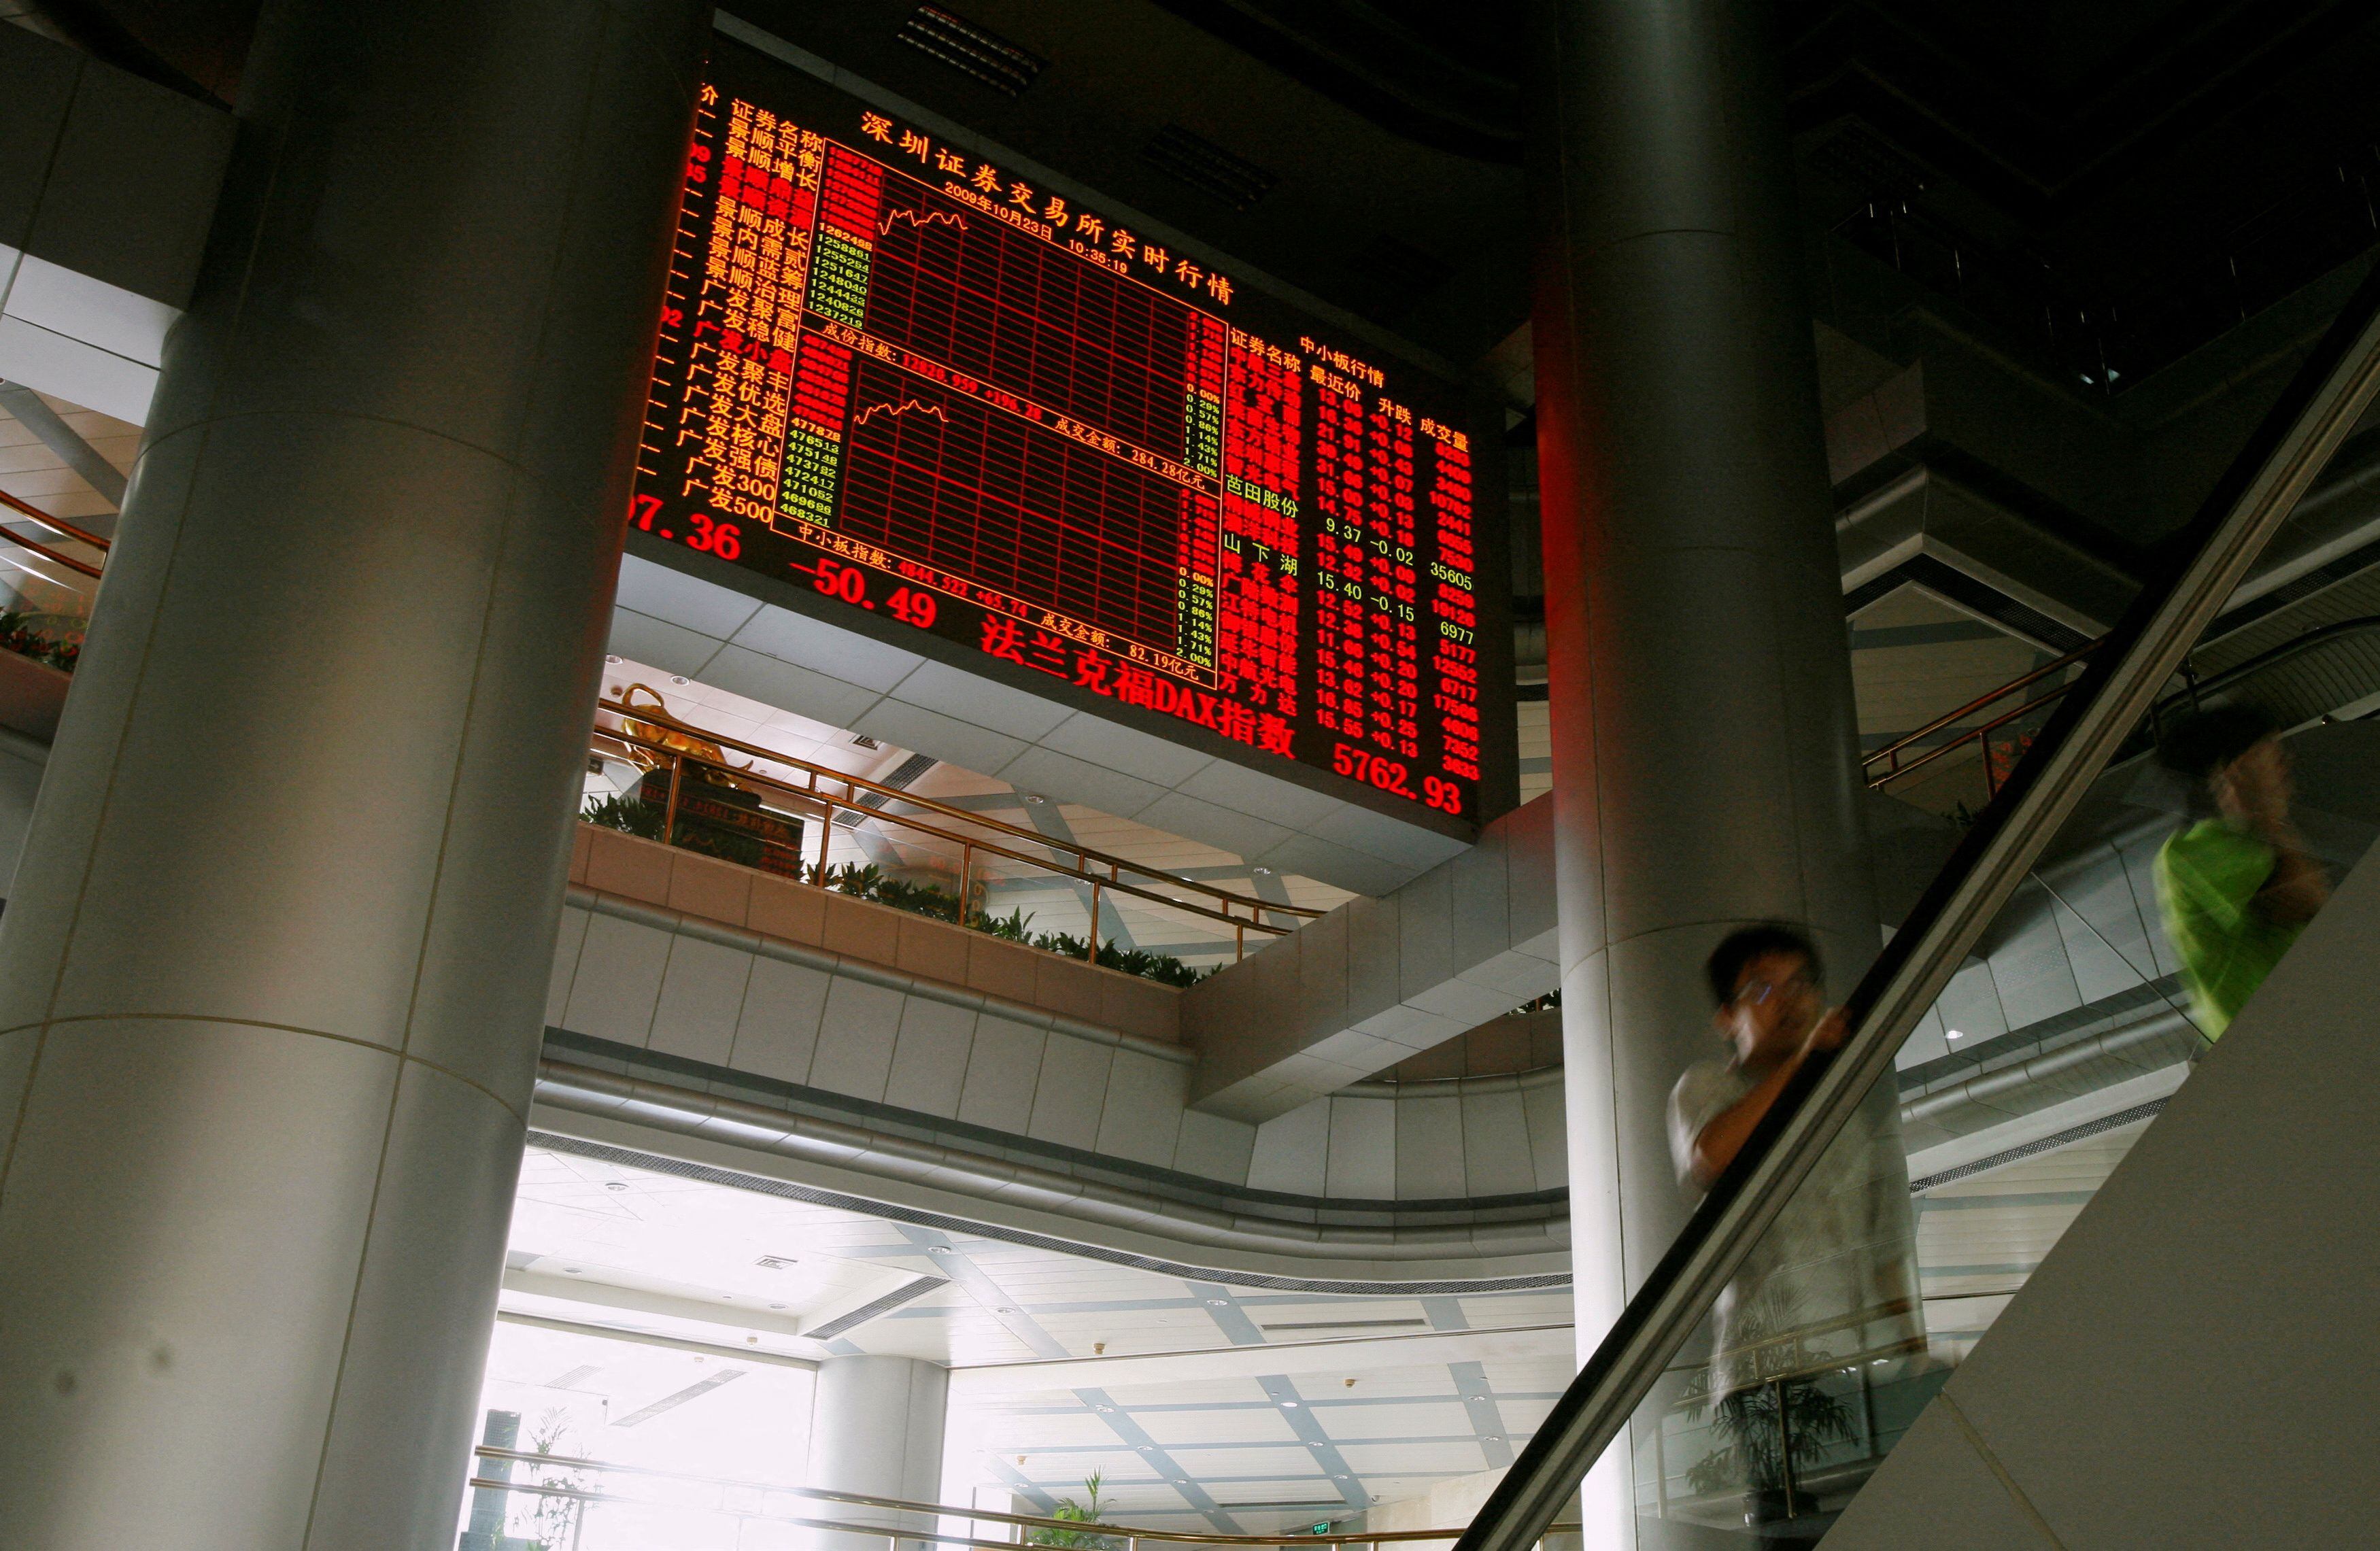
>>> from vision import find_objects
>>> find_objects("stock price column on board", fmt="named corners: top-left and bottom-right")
top-left (632, 39), bottom-right (1508, 825)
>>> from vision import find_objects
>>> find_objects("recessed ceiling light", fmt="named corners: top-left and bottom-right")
top-left (1253, 866), bottom-right (1274, 876)
top-left (671, 675), bottom-right (688, 685)
top-left (769, 1303), bottom-right (787, 1310)
top-left (1281, 1400), bottom-right (1299, 1408)
top-left (604, 1182), bottom-right (629, 1191)
top-left (929, 1246), bottom-right (951, 1254)
top-left (564, 1267), bottom-right (582, 1274)
top-left (1947, 1029), bottom-right (1964, 1040)
top-left (1206, 1300), bottom-right (1227, 1307)
top-left (605, 655), bottom-right (620, 664)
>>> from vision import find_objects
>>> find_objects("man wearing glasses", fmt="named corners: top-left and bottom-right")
top-left (1667, 925), bottom-right (1926, 1495)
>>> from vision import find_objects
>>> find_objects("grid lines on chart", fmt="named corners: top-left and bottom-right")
top-left (836, 356), bottom-right (1191, 652)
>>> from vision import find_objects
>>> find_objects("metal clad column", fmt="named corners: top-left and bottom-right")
top-left (0, 1), bottom-right (704, 1546)
top-left (1524, 1), bottom-right (1890, 1544)
top-left (808, 1355), bottom-right (952, 1551)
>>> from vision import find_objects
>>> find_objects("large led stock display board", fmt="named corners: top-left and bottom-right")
top-left (633, 41), bottom-right (1508, 825)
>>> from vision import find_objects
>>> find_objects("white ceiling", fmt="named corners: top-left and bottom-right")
top-left (502, 1142), bottom-right (1576, 1536)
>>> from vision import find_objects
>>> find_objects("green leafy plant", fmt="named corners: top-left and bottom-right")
top-left (581, 806), bottom-right (1216, 986)
top-left (1021, 930), bottom-right (1213, 986)
top-left (970, 906), bottom-right (1036, 942)
top-left (1678, 1286), bottom-right (1858, 1505)
top-left (871, 874), bottom-right (966, 923)
top-left (1097, 943), bottom-right (1209, 987)
top-left (523, 1408), bottom-right (588, 1550)
top-left (811, 860), bottom-right (884, 896)
top-left (582, 794), bottom-right (665, 840)
top-left (1027, 1471), bottom-right (1119, 1550)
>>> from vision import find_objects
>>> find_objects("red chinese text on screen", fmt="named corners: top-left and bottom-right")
top-left (632, 78), bottom-right (1485, 819)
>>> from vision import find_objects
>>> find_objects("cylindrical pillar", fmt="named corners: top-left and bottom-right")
top-left (0, 2), bottom-right (704, 1546)
top-left (807, 1355), bottom-right (951, 1551)
top-left (1522, 0), bottom-right (1909, 1544)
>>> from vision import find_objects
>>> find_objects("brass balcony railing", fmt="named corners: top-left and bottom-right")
top-left (0, 488), bottom-right (109, 581)
top-left (590, 694), bottom-right (1323, 967)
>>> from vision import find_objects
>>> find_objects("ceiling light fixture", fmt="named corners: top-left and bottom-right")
top-left (1280, 1400), bottom-right (1299, 1408)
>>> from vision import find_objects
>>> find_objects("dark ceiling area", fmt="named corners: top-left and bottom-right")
top-left (31, 0), bottom-right (2380, 390)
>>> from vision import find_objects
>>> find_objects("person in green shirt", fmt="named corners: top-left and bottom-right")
top-left (2154, 705), bottom-right (2330, 1039)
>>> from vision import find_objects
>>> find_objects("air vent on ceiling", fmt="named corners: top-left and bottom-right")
top-left (804, 1274), bottom-right (949, 1340)
top-left (835, 751), bottom-right (938, 825)
top-left (851, 734), bottom-right (882, 749)
top-left (898, 5), bottom-right (1047, 97)
top-left (755, 1255), bottom-right (798, 1270)
top-left (1142, 124), bottom-right (1277, 212)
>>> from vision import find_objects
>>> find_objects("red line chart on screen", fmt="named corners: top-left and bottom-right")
top-left (635, 63), bottom-right (1495, 821)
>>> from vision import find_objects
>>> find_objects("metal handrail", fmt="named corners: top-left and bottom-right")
top-left (1861, 636), bottom-right (2103, 784)
top-left (597, 696), bottom-right (1321, 925)
top-left (1865, 613), bottom-right (2380, 798)
top-left (0, 490), bottom-right (107, 581)
top-left (1452, 256), bottom-right (2380, 1551)
top-left (470, 1444), bottom-right (1550, 1545)
top-left (604, 727), bottom-right (1292, 959)
top-left (2154, 613), bottom-right (2380, 712)
top-left (0, 488), bottom-right (111, 551)
top-left (590, 706), bottom-right (1319, 963)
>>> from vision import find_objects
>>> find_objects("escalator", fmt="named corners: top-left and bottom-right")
top-left (1449, 249), bottom-right (2380, 1551)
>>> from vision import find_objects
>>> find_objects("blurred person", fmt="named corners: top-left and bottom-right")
top-left (1669, 925), bottom-right (1924, 1408)
top-left (2154, 705), bottom-right (2330, 1040)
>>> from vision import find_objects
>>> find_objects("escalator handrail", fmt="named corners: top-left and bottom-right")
top-left (1452, 258), bottom-right (2380, 1551)
top-left (2154, 612), bottom-right (2380, 715)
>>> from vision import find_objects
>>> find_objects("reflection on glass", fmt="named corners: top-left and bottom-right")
top-left (1648, 927), bottom-right (1928, 1541)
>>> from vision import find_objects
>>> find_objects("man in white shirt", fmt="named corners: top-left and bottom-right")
top-left (1668, 925), bottom-right (1925, 1400)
